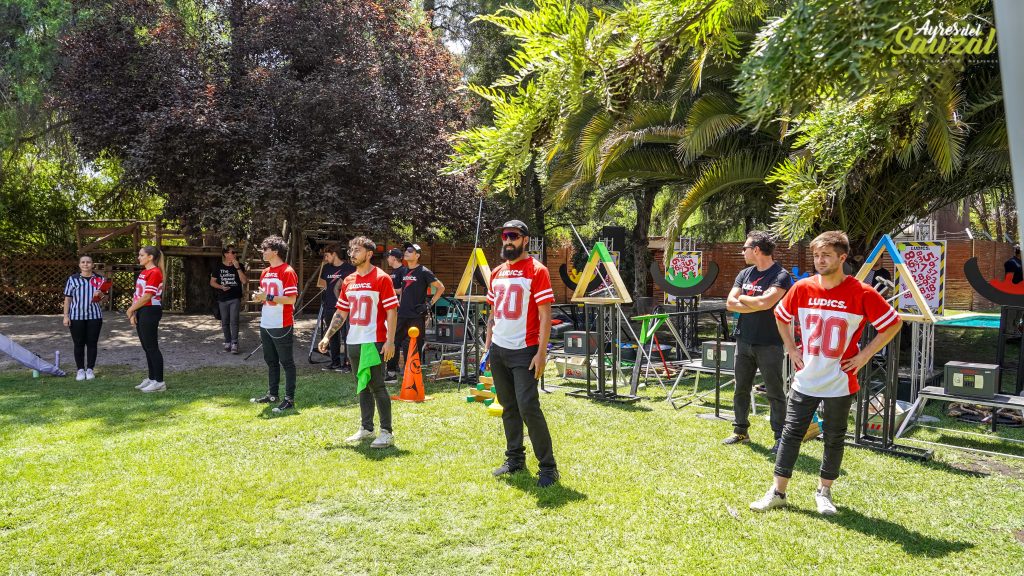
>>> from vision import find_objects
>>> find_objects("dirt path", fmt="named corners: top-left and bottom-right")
top-left (0, 313), bottom-right (328, 374)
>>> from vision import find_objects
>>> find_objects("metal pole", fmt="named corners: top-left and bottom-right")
top-left (457, 196), bottom-right (485, 389)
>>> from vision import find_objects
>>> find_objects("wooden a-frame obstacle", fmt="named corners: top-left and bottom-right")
top-left (455, 248), bottom-right (492, 303)
top-left (566, 241), bottom-right (639, 402)
top-left (854, 234), bottom-right (936, 324)
top-left (571, 241), bottom-right (632, 305)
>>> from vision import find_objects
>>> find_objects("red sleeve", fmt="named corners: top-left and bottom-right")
top-left (863, 284), bottom-right (900, 331)
top-left (774, 281), bottom-right (798, 324)
top-left (379, 270), bottom-right (398, 310)
top-left (282, 267), bottom-right (298, 296)
top-left (143, 268), bottom-right (163, 295)
top-left (336, 277), bottom-right (351, 311)
top-left (532, 264), bottom-right (554, 305)
top-left (486, 264), bottom-right (499, 306)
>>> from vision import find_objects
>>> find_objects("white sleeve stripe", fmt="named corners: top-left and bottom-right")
top-left (874, 308), bottom-right (897, 324)
top-left (873, 311), bottom-right (899, 330)
top-left (534, 288), bottom-right (553, 296)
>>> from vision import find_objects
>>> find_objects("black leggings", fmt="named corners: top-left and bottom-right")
top-left (136, 306), bottom-right (164, 382)
top-left (69, 319), bottom-right (103, 369)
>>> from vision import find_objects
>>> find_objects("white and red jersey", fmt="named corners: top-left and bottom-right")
top-left (337, 266), bottom-right (398, 345)
top-left (133, 267), bottom-right (163, 307)
top-left (259, 263), bottom-right (299, 328)
top-left (775, 275), bottom-right (900, 397)
top-left (487, 257), bottom-right (555, 349)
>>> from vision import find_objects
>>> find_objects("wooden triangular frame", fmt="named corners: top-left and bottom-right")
top-left (855, 234), bottom-right (935, 324)
top-left (571, 242), bottom-right (632, 304)
top-left (455, 248), bottom-right (492, 302)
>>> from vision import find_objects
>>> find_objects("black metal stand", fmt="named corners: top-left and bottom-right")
top-left (849, 328), bottom-right (932, 460)
top-left (995, 305), bottom-right (1024, 395)
top-left (567, 303), bottom-right (640, 403)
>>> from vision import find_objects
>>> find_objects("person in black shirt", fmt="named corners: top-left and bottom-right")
top-left (1005, 245), bottom-right (1022, 284)
top-left (386, 248), bottom-right (406, 294)
top-left (210, 246), bottom-right (248, 354)
top-left (864, 259), bottom-right (893, 297)
top-left (725, 231), bottom-right (793, 453)
top-left (317, 243), bottom-right (356, 371)
top-left (386, 242), bottom-right (445, 381)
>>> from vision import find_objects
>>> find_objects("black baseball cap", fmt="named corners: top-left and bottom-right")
top-left (502, 220), bottom-right (530, 236)
top-left (387, 248), bottom-right (403, 259)
top-left (403, 242), bottom-right (422, 254)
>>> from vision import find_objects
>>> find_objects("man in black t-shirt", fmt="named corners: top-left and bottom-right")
top-left (725, 231), bottom-right (792, 453)
top-left (210, 246), bottom-right (248, 354)
top-left (317, 244), bottom-right (356, 371)
top-left (386, 242), bottom-right (445, 381)
top-left (1005, 245), bottom-right (1023, 284)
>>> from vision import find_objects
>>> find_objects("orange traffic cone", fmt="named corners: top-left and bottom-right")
top-left (391, 326), bottom-right (432, 402)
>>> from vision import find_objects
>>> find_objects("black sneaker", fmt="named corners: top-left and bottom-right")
top-left (722, 433), bottom-right (750, 445)
top-left (384, 371), bottom-right (399, 383)
top-left (340, 364), bottom-right (352, 373)
top-left (323, 363), bottom-right (342, 372)
top-left (492, 460), bottom-right (526, 477)
top-left (272, 398), bottom-right (295, 412)
top-left (250, 394), bottom-right (278, 404)
top-left (537, 469), bottom-right (560, 488)
top-left (769, 438), bottom-right (782, 455)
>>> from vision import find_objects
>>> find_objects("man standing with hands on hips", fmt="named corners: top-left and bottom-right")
top-left (723, 231), bottom-right (792, 454)
top-left (485, 220), bottom-right (559, 487)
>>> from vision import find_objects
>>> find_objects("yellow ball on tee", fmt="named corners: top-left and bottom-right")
top-left (408, 326), bottom-right (420, 338)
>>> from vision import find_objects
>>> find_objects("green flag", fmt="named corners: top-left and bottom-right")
top-left (356, 343), bottom-right (381, 394)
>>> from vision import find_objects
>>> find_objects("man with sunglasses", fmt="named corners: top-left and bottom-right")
top-left (485, 220), bottom-right (559, 487)
top-left (724, 231), bottom-right (793, 453)
top-left (210, 245), bottom-right (248, 354)
top-left (386, 242), bottom-right (445, 378)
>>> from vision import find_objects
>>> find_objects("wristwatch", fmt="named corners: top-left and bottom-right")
top-left (267, 294), bottom-right (275, 303)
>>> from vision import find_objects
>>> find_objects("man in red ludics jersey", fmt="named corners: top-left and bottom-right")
top-left (485, 220), bottom-right (559, 487)
top-left (750, 231), bottom-right (902, 515)
top-left (318, 236), bottom-right (399, 449)
top-left (250, 235), bottom-right (300, 413)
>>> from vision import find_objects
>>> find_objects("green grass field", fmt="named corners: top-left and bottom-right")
top-left (2, 365), bottom-right (1023, 575)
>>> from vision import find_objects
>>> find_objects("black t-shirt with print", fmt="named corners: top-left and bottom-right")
top-left (732, 262), bottom-right (792, 345)
top-left (390, 266), bottom-right (406, 291)
top-left (211, 264), bottom-right (244, 301)
top-left (397, 265), bottom-right (438, 319)
top-left (321, 262), bottom-right (356, 306)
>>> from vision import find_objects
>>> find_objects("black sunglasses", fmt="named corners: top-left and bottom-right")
top-left (502, 231), bottom-right (522, 241)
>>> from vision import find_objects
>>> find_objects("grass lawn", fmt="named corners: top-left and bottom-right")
top-left (2, 364), bottom-right (1023, 575)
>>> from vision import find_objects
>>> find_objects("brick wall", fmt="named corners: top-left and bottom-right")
top-left (394, 239), bottom-right (1012, 311)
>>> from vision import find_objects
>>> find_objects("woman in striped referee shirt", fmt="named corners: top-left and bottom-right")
top-left (62, 255), bottom-right (110, 381)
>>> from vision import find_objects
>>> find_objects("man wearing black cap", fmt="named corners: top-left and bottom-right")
top-left (485, 219), bottom-right (559, 487)
top-left (387, 242), bottom-right (445, 377)
top-left (384, 248), bottom-right (407, 382)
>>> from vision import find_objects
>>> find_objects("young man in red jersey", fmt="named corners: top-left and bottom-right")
top-left (319, 236), bottom-right (399, 448)
top-left (485, 220), bottom-right (559, 487)
top-left (750, 231), bottom-right (902, 515)
top-left (250, 235), bottom-right (300, 413)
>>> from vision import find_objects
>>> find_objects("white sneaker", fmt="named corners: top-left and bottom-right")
top-left (76, 369), bottom-right (86, 381)
top-left (346, 428), bottom-right (375, 442)
top-left (750, 486), bottom-right (787, 512)
top-left (371, 430), bottom-right (394, 449)
top-left (85, 369), bottom-right (96, 380)
top-left (136, 378), bottom-right (152, 390)
top-left (141, 381), bottom-right (166, 393)
top-left (815, 487), bottom-right (837, 515)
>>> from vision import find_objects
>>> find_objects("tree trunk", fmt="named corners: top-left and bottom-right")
top-left (630, 186), bottom-right (657, 297)
top-left (184, 256), bottom-right (218, 313)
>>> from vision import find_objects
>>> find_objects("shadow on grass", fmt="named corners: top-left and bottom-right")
top-left (324, 442), bottom-right (411, 460)
top-left (499, 473), bottom-right (588, 509)
top-left (790, 507), bottom-right (974, 557)
top-left (0, 368), bottom-right (362, 435)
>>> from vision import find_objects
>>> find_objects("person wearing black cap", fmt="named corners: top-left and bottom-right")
top-left (384, 248), bottom-right (407, 382)
top-left (485, 219), bottom-right (559, 487)
top-left (387, 242), bottom-right (445, 377)
top-left (1005, 245), bottom-right (1022, 284)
